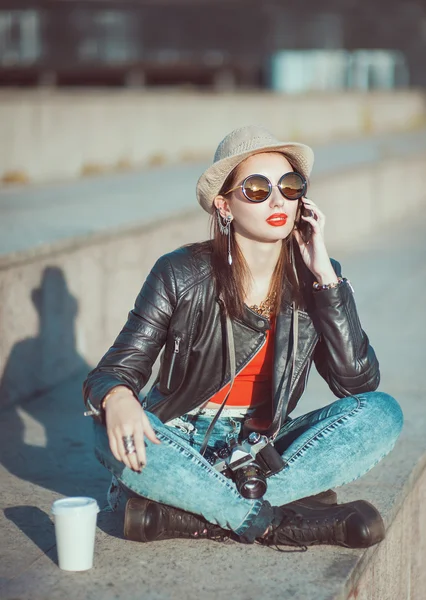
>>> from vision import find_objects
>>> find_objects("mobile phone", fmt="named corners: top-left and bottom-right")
top-left (296, 205), bottom-right (314, 243)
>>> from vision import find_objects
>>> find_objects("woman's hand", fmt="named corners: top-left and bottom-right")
top-left (104, 386), bottom-right (161, 472)
top-left (293, 197), bottom-right (338, 285)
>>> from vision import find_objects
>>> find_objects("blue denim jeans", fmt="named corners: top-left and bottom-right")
top-left (93, 391), bottom-right (403, 543)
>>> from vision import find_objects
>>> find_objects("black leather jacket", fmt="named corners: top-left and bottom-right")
top-left (83, 242), bottom-right (380, 439)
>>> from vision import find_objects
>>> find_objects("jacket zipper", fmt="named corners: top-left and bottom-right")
top-left (269, 338), bottom-right (318, 441)
top-left (269, 369), bottom-right (304, 441)
top-left (200, 333), bottom-right (267, 407)
top-left (166, 334), bottom-right (182, 390)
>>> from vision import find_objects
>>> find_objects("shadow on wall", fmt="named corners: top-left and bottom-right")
top-left (0, 266), bottom-right (88, 409)
top-left (0, 266), bottom-right (111, 511)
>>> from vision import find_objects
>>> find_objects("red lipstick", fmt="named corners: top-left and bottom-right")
top-left (266, 213), bottom-right (288, 227)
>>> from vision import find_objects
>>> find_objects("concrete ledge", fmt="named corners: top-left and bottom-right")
top-left (1, 124), bottom-right (425, 597)
top-left (1, 127), bottom-right (426, 407)
top-left (1, 146), bottom-right (426, 409)
top-left (0, 89), bottom-right (425, 184)
top-left (344, 461), bottom-right (426, 599)
top-left (2, 128), bottom-right (426, 258)
top-left (1, 212), bottom-right (425, 599)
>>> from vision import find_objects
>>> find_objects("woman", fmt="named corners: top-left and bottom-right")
top-left (83, 125), bottom-right (403, 550)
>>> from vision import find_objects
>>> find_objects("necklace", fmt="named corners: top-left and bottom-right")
top-left (249, 293), bottom-right (276, 318)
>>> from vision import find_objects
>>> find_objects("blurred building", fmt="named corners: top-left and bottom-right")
top-left (270, 50), bottom-right (409, 93)
top-left (0, 0), bottom-right (425, 89)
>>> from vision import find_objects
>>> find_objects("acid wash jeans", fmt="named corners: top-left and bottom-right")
top-left (93, 391), bottom-right (403, 543)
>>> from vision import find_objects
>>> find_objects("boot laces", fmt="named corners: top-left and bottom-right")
top-left (167, 508), bottom-right (232, 543)
top-left (266, 518), bottom-right (308, 553)
top-left (266, 510), bottom-right (345, 551)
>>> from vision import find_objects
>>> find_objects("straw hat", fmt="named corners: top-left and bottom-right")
top-left (196, 125), bottom-right (314, 214)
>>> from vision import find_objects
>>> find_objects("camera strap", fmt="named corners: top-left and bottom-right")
top-left (199, 312), bottom-right (236, 456)
top-left (199, 240), bottom-right (301, 456)
top-left (199, 300), bottom-right (299, 457)
top-left (289, 239), bottom-right (299, 383)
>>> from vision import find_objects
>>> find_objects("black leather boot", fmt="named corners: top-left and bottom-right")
top-left (124, 498), bottom-right (230, 542)
top-left (260, 499), bottom-right (386, 551)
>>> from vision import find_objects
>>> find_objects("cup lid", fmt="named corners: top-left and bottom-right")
top-left (51, 497), bottom-right (100, 516)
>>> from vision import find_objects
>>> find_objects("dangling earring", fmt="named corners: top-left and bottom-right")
top-left (216, 209), bottom-right (233, 266)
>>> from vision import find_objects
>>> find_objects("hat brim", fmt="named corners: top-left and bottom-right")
top-left (196, 141), bottom-right (314, 214)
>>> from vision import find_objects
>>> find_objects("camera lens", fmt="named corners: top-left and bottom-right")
top-left (235, 463), bottom-right (267, 499)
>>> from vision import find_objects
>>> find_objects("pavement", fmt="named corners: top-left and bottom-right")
top-left (1, 207), bottom-right (425, 600)
top-left (1, 127), bottom-right (426, 256)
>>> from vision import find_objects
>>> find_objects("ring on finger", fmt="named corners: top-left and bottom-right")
top-left (122, 434), bottom-right (136, 455)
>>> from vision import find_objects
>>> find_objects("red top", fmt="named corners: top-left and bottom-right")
top-left (208, 317), bottom-right (275, 428)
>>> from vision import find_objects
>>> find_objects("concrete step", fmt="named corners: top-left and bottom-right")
top-left (1, 127), bottom-right (426, 257)
top-left (1, 212), bottom-right (425, 599)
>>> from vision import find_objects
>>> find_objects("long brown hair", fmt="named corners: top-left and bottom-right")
top-left (209, 158), bottom-right (304, 320)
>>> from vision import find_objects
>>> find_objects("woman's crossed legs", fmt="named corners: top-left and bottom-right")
top-left (94, 391), bottom-right (403, 542)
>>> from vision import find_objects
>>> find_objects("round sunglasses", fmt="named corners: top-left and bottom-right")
top-left (223, 172), bottom-right (307, 203)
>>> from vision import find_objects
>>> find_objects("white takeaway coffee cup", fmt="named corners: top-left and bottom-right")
top-left (51, 497), bottom-right (100, 571)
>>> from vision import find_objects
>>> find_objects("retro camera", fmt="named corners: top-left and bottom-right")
top-left (204, 432), bottom-right (286, 499)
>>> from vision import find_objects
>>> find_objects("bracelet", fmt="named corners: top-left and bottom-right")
top-left (313, 276), bottom-right (344, 292)
top-left (101, 387), bottom-right (123, 410)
